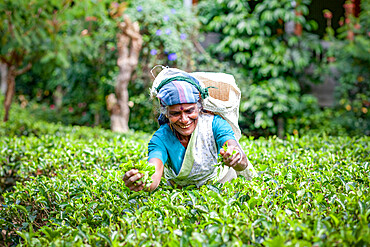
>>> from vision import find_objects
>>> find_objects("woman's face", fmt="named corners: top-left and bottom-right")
top-left (167, 103), bottom-right (199, 137)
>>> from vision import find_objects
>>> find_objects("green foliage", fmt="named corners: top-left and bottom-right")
top-left (126, 0), bottom-right (200, 68)
top-left (1, 109), bottom-right (369, 246)
top-left (11, 0), bottom-right (207, 133)
top-left (120, 160), bottom-right (155, 188)
top-left (128, 92), bottom-right (159, 133)
top-left (198, 0), bottom-right (322, 135)
top-left (14, 0), bottom-right (119, 128)
top-left (123, 0), bottom-right (205, 132)
top-left (286, 103), bottom-right (370, 136)
top-left (0, 0), bottom-right (90, 69)
top-left (320, 0), bottom-right (370, 134)
top-left (216, 143), bottom-right (228, 167)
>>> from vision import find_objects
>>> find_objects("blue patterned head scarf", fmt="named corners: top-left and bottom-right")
top-left (157, 80), bottom-right (200, 106)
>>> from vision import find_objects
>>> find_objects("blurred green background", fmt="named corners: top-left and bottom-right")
top-left (1, 0), bottom-right (369, 137)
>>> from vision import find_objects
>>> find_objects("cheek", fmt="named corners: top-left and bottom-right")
top-left (168, 116), bottom-right (179, 124)
top-left (189, 112), bottom-right (199, 120)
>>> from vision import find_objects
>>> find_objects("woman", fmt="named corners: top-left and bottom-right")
top-left (123, 70), bottom-right (250, 191)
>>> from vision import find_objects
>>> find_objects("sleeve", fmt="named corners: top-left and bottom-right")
top-left (212, 115), bottom-right (236, 152)
top-left (148, 133), bottom-right (168, 166)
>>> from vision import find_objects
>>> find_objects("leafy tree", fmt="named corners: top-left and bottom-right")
top-left (0, 0), bottom-right (91, 122)
top-left (9, 0), bottom-right (204, 133)
top-left (126, 0), bottom-right (201, 73)
top-left (122, 0), bottom-right (205, 132)
top-left (108, 13), bottom-right (142, 133)
top-left (320, 0), bottom-right (370, 134)
top-left (198, 0), bottom-right (322, 136)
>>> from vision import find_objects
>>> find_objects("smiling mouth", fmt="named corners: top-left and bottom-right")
top-left (179, 123), bottom-right (192, 129)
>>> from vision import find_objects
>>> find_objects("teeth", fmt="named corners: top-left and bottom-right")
top-left (180, 124), bottom-right (191, 129)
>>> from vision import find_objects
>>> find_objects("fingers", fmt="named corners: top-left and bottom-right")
top-left (225, 152), bottom-right (242, 167)
top-left (130, 181), bottom-right (145, 192)
top-left (222, 147), bottom-right (242, 168)
top-left (221, 146), bottom-right (238, 159)
top-left (123, 169), bottom-right (138, 180)
top-left (224, 146), bottom-right (238, 157)
top-left (123, 169), bottom-right (145, 191)
top-left (230, 153), bottom-right (242, 167)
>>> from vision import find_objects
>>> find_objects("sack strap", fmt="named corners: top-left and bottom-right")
top-left (155, 76), bottom-right (216, 100)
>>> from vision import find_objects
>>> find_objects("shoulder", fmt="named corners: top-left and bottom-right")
top-left (212, 114), bottom-right (235, 141)
top-left (212, 114), bottom-right (230, 127)
top-left (213, 114), bottom-right (224, 121)
top-left (150, 124), bottom-right (172, 143)
top-left (153, 124), bottom-right (171, 136)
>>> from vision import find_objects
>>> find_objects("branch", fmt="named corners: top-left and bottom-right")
top-left (192, 38), bottom-right (206, 54)
top-left (15, 63), bottom-right (32, 76)
top-left (117, 15), bottom-right (142, 68)
top-left (0, 56), bottom-right (10, 65)
top-left (6, 11), bottom-right (15, 39)
top-left (119, 15), bottom-right (142, 40)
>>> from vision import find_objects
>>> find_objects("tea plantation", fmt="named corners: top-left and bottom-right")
top-left (1, 116), bottom-right (369, 246)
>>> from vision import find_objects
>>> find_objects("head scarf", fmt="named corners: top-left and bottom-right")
top-left (157, 80), bottom-right (200, 106)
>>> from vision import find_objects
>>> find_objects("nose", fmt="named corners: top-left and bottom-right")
top-left (179, 112), bottom-right (189, 123)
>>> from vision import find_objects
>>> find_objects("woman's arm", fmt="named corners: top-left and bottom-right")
top-left (123, 158), bottom-right (164, 192)
top-left (219, 139), bottom-right (248, 171)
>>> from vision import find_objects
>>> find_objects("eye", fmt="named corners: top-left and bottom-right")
top-left (169, 112), bottom-right (180, 117)
top-left (185, 107), bottom-right (195, 114)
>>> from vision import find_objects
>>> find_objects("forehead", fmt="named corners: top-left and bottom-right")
top-left (168, 103), bottom-right (197, 112)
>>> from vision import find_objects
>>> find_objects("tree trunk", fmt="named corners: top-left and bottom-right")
top-left (94, 112), bottom-right (100, 127)
top-left (53, 85), bottom-right (64, 109)
top-left (3, 68), bottom-right (16, 122)
top-left (277, 117), bottom-right (284, 139)
top-left (110, 15), bottom-right (142, 133)
top-left (2, 63), bottom-right (31, 122)
top-left (0, 62), bottom-right (7, 95)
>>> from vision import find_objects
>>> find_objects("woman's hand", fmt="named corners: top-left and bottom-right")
top-left (123, 169), bottom-right (146, 192)
top-left (219, 140), bottom-right (248, 171)
top-left (123, 158), bottom-right (164, 192)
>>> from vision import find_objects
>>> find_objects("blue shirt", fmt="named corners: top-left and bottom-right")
top-left (148, 114), bottom-right (236, 175)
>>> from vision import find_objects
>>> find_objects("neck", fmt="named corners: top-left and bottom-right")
top-left (178, 135), bottom-right (191, 148)
top-left (170, 125), bottom-right (191, 148)
top-left (178, 133), bottom-right (190, 143)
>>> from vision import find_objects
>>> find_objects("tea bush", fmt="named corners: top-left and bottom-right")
top-left (1, 111), bottom-right (369, 246)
